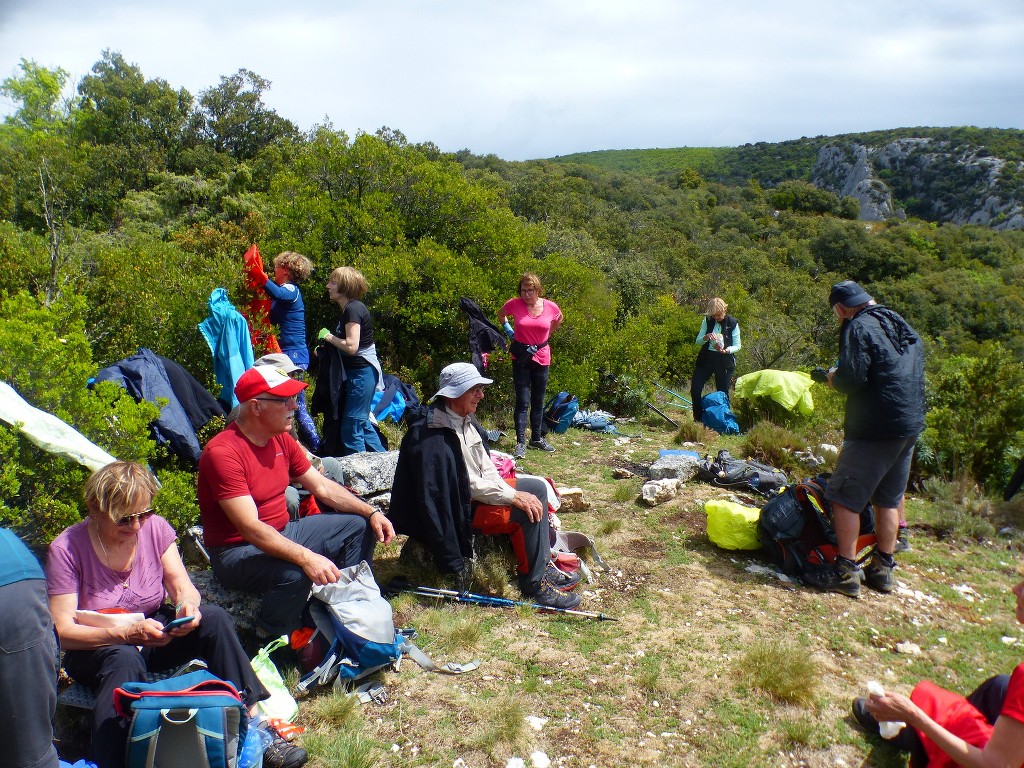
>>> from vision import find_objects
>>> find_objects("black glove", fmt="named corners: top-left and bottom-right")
top-left (811, 367), bottom-right (830, 384)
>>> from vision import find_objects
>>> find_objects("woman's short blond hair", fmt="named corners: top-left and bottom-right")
top-left (707, 297), bottom-right (728, 317)
top-left (519, 272), bottom-right (544, 297)
top-left (328, 266), bottom-right (368, 300)
top-left (273, 251), bottom-right (314, 283)
top-left (83, 461), bottom-right (159, 522)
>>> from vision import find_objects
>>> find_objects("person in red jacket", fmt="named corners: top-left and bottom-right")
top-left (851, 566), bottom-right (1024, 768)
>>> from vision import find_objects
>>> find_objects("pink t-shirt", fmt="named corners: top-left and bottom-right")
top-left (46, 516), bottom-right (176, 616)
top-left (499, 297), bottom-right (562, 367)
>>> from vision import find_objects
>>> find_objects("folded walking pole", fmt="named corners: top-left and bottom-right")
top-left (388, 582), bottom-right (619, 621)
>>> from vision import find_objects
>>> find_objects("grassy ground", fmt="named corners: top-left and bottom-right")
top-left (54, 413), bottom-right (1024, 768)
top-left (283, 416), bottom-right (1024, 768)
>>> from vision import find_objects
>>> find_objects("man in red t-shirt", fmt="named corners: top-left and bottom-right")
top-left (198, 365), bottom-right (395, 636)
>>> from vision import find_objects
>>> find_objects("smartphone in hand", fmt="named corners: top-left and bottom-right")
top-left (162, 616), bottom-right (195, 632)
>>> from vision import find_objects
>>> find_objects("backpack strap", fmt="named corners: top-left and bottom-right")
top-left (398, 635), bottom-right (480, 675)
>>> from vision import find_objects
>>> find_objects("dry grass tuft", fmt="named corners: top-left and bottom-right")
top-left (736, 638), bottom-right (820, 706)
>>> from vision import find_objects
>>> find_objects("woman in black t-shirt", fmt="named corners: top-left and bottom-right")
top-left (318, 267), bottom-right (386, 454)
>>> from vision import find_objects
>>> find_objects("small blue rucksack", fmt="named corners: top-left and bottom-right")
top-left (543, 391), bottom-right (579, 434)
top-left (113, 670), bottom-right (246, 768)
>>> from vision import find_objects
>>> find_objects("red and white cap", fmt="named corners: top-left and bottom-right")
top-left (234, 365), bottom-right (307, 402)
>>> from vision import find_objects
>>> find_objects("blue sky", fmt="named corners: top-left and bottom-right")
top-left (2, 0), bottom-right (1022, 160)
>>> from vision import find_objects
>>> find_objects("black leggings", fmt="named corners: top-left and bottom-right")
top-left (513, 360), bottom-right (550, 443)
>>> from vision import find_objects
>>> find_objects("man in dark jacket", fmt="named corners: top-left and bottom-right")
top-left (389, 362), bottom-right (580, 609)
top-left (806, 280), bottom-right (925, 598)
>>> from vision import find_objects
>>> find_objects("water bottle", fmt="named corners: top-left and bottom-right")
top-left (502, 319), bottom-right (515, 339)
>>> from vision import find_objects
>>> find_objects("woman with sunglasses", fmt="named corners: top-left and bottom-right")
top-left (45, 461), bottom-right (274, 768)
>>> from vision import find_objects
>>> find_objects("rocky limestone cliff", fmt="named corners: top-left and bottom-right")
top-left (811, 138), bottom-right (1024, 230)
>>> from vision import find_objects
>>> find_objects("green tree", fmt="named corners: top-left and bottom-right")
top-left (0, 58), bottom-right (70, 131)
top-left (195, 69), bottom-right (299, 162)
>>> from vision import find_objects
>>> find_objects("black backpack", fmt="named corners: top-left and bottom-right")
top-left (757, 473), bottom-right (875, 577)
top-left (695, 450), bottom-right (789, 498)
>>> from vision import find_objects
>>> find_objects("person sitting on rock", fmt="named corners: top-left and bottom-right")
top-left (389, 362), bottom-right (580, 609)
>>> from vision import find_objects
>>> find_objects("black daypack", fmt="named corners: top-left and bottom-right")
top-left (695, 450), bottom-right (789, 498)
top-left (757, 473), bottom-right (875, 578)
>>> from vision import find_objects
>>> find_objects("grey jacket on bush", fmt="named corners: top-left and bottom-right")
top-left (832, 305), bottom-right (926, 440)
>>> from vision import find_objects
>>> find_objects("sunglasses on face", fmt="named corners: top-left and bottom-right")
top-left (254, 396), bottom-right (299, 406)
top-left (116, 509), bottom-right (155, 527)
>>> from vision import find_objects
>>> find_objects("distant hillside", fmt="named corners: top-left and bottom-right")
top-left (550, 127), bottom-right (1024, 230)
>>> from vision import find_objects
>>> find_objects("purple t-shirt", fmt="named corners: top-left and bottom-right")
top-left (46, 516), bottom-right (176, 616)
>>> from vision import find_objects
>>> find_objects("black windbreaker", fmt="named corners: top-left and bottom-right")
top-left (832, 305), bottom-right (926, 440)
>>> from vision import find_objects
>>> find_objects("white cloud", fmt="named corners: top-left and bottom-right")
top-left (1, 0), bottom-right (1022, 160)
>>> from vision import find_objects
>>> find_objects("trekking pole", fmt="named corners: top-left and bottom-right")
top-left (652, 382), bottom-right (692, 408)
top-left (397, 584), bottom-right (619, 621)
top-left (606, 372), bottom-right (679, 428)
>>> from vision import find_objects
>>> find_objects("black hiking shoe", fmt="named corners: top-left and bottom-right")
top-left (513, 442), bottom-right (527, 459)
top-left (894, 527), bottom-right (911, 553)
top-left (543, 562), bottom-right (581, 592)
top-left (864, 552), bottom-right (896, 593)
top-left (529, 438), bottom-right (555, 453)
top-left (803, 558), bottom-right (861, 598)
top-left (263, 733), bottom-right (308, 768)
top-left (530, 581), bottom-right (582, 610)
top-left (851, 697), bottom-right (881, 736)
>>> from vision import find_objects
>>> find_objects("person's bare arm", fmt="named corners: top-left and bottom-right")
top-left (160, 543), bottom-right (202, 634)
top-left (217, 495), bottom-right (342, 584)
top-left (48, 592), bottom-right (169, 650)
top-left (868, 691), bottom-right (1024, 768)
top-left (324, 321), bottom-right (361, 355)
top-left (295, 468), bottom-right (396, 544)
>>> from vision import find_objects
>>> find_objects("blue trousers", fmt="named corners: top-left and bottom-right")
top-left (340, 365), bottom-right (385, 455)
top-left (210, 514), bottom-right (375, 636)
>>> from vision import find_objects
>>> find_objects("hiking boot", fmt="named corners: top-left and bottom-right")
top-left (529, 438), bottom-right (555, 453)
top-left (263, 733), bottom-right (309, 768)
top-left (894, 527), bottom-right (911, 553)
top-left (543, 562), bottom-right (581, 592)
top-left (851, 697), bottom-right (880, 736)
top-left (530, 581), bottom-right (582, 610)
top-left (864, 552), bottom-right (896, 593)
top-left (802, 558), bottom-right (861, 598)
top-left (513, 442), bottom-right (527, 459)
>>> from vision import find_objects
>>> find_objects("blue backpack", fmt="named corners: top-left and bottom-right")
top-left (296, 562), bottom-right (480, 694)
top-left (543, 391), bottom-right (579, 434)
top-left (113, 670), bottom-right (246, 768)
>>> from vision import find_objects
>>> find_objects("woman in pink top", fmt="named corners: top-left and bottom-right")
top-left (46, 462), bottom-right (271, 768)
top-left (500, 272), bottom-right (563, 458)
